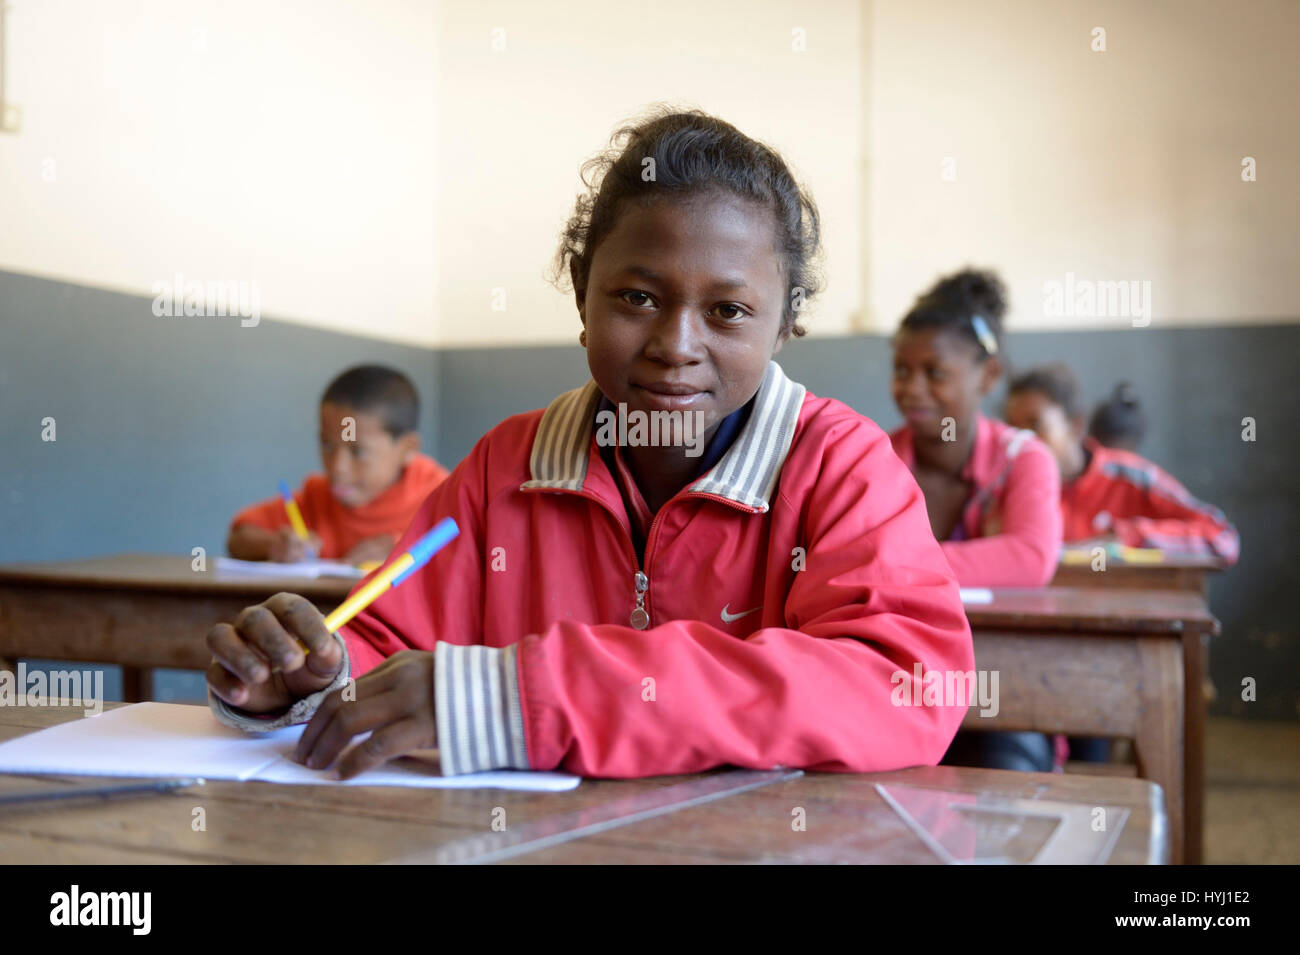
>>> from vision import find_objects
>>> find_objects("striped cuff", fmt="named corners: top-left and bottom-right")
top-left (435, 642), bottom-right (528, 776)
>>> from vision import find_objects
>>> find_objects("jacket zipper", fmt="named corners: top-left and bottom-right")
top-left (634, 491), bottom-right (761, 630)
top-left (525, 486), bottom-right (761, 631)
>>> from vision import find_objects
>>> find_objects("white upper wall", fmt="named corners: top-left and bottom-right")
top-left (3, 1), bottom-right (1295, 347)
top-left (0, 0), bottom-right (438, 346)
top-left (432, 0), bottom-right (864, 346)
top-left (868, 0), bottom-right (1300, 332)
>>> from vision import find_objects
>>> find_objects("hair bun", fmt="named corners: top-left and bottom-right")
top-left (955, 268), bottom-right (1008, 328)
top-left (1113, 382), bottom-right (1139, 408)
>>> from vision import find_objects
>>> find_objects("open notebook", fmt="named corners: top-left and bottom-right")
top-left (213, 557), bottom-right (366, 579)
top-left (0, 703), bottom-right (580, 792)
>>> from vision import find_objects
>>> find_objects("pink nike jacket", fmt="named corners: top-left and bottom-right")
top-left (890, 416), bottom-right (1063, 587)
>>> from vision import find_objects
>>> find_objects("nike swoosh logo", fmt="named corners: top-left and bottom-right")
top-left (720, 604), bottom-right (762, 624)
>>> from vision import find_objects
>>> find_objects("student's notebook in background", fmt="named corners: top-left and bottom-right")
top-left (0, 703), bottom-right (580, 792)
top-left (214, 557), bottom-right (365, 579)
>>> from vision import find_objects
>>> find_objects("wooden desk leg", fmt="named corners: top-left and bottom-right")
top-left (1133, 637), bottom-right (1184, 865)
top-left (121, 666), bottom-right (153, 703)
top-left (1182, 631), bottom-right (1208, 865)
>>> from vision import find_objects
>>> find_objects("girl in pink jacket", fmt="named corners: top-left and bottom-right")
top-left (889, 269), bottom-right (1062, 588)
top-left (889, 268), bottom-right (1063, 773)
top-left (205, 109), bottom-right (975, 781)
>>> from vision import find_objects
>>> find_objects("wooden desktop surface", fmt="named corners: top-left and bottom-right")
top-left (0, 705), bottom-right (1165, 865)
top-left (0, 558), bottom-right (1210, 862)
top-left (0, 553), bottom-right (356, 600)
top-left (1052, 554), bottom-right (1224, 595)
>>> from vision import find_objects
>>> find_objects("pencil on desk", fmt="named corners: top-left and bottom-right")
top-left (0, 777), bottom-right (203, 806)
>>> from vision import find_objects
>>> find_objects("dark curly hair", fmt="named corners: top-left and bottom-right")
top-left (552, 106), bottom-right (823, 337)
top-left (897, 267), bottom-right (1008, 360)
top-left (1089, 382), bottom-right (1146, 450)
top-left (321, 364), bottom-right (419, 437)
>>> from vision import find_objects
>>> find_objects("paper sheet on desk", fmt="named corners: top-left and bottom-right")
top-left (0, 703), bottom-right (580, 792)
top-left (214, 557), bottom-right (365, 579)
top-left (958, 588), bottom-right (993, 604)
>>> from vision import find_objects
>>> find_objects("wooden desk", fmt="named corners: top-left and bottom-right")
top-left (0, 555), bottom-right (354, 701)
top-left (964, 587), bottom-right (1218, 865)
top-left (0, 561), bottom-right (1206, 861)
top-left (1052, 553), bottom-right (1225, 597)
top-left (0, 705), bottom-right (1166, 864)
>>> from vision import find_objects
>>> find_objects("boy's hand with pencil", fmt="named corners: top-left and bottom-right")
top-left (205, 593), bottom-right (344, 713)
top-left (268, 526), bottom-right (322, 563)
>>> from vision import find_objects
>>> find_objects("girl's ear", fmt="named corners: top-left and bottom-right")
top-left (772, 322), bottom-right (791, 355)
top-left (978, 354), bottom-right (1003, 396)
top-left (569, 260), bottom-right (587, 320)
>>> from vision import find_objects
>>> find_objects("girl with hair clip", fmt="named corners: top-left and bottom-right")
top-left (888, 268), bottom-right (1064, 773)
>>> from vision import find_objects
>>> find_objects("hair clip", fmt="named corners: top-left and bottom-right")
top-left (970, 314), bottom-right (998, 356)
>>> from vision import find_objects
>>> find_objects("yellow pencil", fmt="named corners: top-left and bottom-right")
top-left (1115, 544), bottom-right (1166, 564)
top-left (322, 517), bottom-right (459, 634)
top-left (277, 480), bottom-right (312, 542)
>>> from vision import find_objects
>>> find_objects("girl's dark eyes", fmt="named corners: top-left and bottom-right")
top-left (615, 291), bottom-right (749, 322)
top-left (892, 365), bottom-right (948, 382)
top-left (619, 290), bottom-right (656, 308)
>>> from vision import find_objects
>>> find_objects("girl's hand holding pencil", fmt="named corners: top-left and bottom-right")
top-left (205, 518), bottom-right (459, 776)
top-left (206, 593), bottom-right (344, 713)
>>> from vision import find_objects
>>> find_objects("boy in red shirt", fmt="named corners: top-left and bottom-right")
top-left (201, 110), bottom-right (974, 781)
top-left (227, 365), bottom-right (450, 565)
top-left (1005, 363), bottom-right (1238, 563)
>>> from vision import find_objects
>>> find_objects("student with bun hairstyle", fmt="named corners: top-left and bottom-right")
top-left (1006, 364), bottom-right (1239, 563)
top-left (1089, 382), bottom-right (1146, 452)
top-left (889, 269), bottom-right (1063, 588)
top-left (888, 268), bottom-right (1063, 773)
top-left (200, 109), bottom-right (974, 781)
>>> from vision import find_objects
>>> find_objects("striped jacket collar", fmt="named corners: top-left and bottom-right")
top-left (521, 361), bottom-right (806, 512)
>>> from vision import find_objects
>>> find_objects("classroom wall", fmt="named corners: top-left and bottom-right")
top-left (5, 1), bottom-right (1295, 348)
top-left (431, 0), bottom-right (866, 346)
top-left (0, 269), bottom-right (440, 563)
top-left (0, 0), bottom-right (438, 346)
top-left (867, 0), bottom-right (1300, 332)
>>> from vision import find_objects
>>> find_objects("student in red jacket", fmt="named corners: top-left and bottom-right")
top-left (1005, 364), bottom-right (1239, 563)
top-left (228, 365), bottom-right (450, 565)
top-left (889, 269), bottom-right (1062, 587)
top-left (889, 268), bottom-right (1063, 773)
top-left (201, 109), bottom-right (974, 780)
